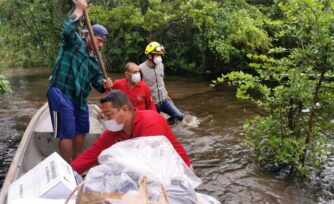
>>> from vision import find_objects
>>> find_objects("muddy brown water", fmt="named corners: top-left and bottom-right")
top-left (0, 68), bottom-right (333, 203)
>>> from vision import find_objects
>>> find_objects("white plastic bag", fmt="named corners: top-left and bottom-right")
top-left (11, 198), bottom-right (75, 204)
top-left (98, 136), bottom-right (202, 188)
top-left (196, 193), bottom-right (221, 204)
top-left (84, 136), bottom-right (202, 203)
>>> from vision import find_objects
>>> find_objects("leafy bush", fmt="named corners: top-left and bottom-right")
top-left (213, 0), bottom-right (334, 177)
top-left (0, 0), bottom-right (271, 76)
top-left (0, 0), bottom-right (71, 68)
top-left (0, 75), bottom-right (11, 95)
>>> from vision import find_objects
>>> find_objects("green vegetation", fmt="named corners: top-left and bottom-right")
top-left (0, 0), bottom-right (71, 68)
top-left (213, 0), bottom-right (334, 177)
top-left (0, 75), bottom-right (11, 94)
top-left (88, 0), bottom-right (271, 73)
top-left (0, 0), bottom-right (271, 74)
top-left (0, 0), bottom-right (333, 177)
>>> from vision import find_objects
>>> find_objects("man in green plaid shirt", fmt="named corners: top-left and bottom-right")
top-left (47, 0), bottom-right (113, 163)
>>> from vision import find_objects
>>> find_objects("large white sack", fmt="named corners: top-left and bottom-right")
top-left (84, 136), bottom-right (203, 203)
top-left (97, 136), bottom-right (202, 188)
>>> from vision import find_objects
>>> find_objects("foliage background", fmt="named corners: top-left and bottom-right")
top-left (212, 0), bottom-right (334, 177)
top-left (0, 0), bottom-right (271, 75)
top-left (0, 0), bottom-right (333, 177)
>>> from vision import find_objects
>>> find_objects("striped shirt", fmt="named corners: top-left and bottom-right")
top-left (48, 14), bottom-right (105, 110)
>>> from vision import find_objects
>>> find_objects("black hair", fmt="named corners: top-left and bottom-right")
top-left (100, 90), bottom-right (134, 111)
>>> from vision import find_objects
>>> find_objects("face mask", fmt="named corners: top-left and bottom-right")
top-left (102, 110), bottom-right (125, 132)
top-left (103, 119), bottom-right (124, 132)
top-left (153, 56), bottom-right (162, 65)
top-left (130, 72), bottom-right (141, 84)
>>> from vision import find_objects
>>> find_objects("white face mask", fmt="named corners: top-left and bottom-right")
top-left (130, 72), bottom-right (141, 84)
top-left (153, 56), bottom-right (162, 65)
top-left (103, 119), bottom-right (124, 132)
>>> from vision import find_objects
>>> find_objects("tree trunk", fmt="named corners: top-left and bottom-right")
top-left (302, 70), bottom-right (326, 164)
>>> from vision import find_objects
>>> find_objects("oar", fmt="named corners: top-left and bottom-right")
top-left (83, 10), bottom-right (109, 79)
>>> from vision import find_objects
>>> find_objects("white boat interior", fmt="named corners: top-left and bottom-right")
top-left (0, 103), bottom-right (104, 203)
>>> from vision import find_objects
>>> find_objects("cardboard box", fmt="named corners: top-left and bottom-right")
top-left (8, 152), bottom-right (80, 203)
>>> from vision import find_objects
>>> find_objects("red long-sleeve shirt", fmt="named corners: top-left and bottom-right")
top-left (71, 110), bottom-right (191, 174)
top-left (112, 78), bottom-right (156, 111)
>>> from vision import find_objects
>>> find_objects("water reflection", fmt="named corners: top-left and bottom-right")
top-left (0, 68), bottom-right (333, 203)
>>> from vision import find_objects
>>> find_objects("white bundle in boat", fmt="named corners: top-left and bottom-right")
top-left (83, 136), bottom-right (220, 204)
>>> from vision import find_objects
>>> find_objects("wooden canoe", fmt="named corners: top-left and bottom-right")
top-left (0, 103), bottom-right (104, 204)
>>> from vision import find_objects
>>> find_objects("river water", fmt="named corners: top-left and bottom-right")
top-left (0, 68), bottom-right (333, 203)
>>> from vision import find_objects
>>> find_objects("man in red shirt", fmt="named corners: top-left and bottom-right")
top-left (112, 62), bottom-right (156, 111)
top-left (71, 90), bottom-right (191, 175)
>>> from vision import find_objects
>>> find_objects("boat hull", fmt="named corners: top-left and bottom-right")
top-left (0, 103), bottom-right (104, 204)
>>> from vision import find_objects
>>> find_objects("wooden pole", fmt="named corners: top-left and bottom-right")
top-left (83, 10), bottom-right (108, 79)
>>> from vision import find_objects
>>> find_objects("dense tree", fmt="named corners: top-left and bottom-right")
top-left (1, 0), bottom-right (333, 178)
top-left (0, 0), bottom-right (71, 68)
top-left (0, 0), bottom-right (271, 74)
top-left (86, 0), bottom-right (271, 73)
top-left (213, 0), bottom-right (334, 177)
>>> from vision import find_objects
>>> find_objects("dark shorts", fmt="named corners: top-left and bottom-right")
top-left (47, 87), bottom-right (89, 139)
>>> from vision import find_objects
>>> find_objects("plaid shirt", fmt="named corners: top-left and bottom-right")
top-left (48, 14), bottom-right (105, 110)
